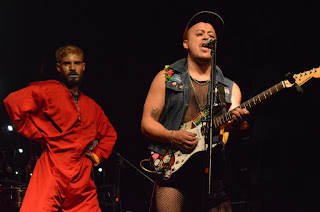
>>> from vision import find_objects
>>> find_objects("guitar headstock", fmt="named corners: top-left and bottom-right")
top-left (284, 67), bottom-right (320, 88)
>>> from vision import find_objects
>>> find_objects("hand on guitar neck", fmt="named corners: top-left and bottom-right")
top-left (227, 107), bottom-right (251, 131)
top-left (230, 107), bottom-right (250, 124)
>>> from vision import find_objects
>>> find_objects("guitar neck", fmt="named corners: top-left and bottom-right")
top-left (213, 81), bottom-right (286, 128)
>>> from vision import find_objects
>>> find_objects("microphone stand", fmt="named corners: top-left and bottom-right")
top-left (205, 39), bottom-right (218, 196)
top-left (112, 150), bottom-right (155, 212)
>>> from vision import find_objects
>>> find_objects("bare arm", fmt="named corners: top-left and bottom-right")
top-left (141, 70), bottom-right (170, 142)
top-left (229, 82), bottom-right (250, 125)
top-left (141, 70), bottom-right (197, 153)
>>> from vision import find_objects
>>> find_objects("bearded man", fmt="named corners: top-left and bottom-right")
top-left (3, 45), bottom-right (117, 212)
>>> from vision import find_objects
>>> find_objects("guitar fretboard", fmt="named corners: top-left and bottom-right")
top-left (213, 81), bottom-right (286, 128)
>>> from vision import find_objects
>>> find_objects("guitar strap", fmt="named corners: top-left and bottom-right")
top-left (189, 83), bottom-right (227, 128)
top-left (217, 82), bottom-right (226, 108)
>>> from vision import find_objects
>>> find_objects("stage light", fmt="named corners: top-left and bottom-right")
top-left (7, 125), bottom-right (13, 131)
top-left (18, 148), bottom-right (23, 153)
top-left (98, 167), bottom-right (103, 172)
top-left (15, 171), bottom-right (19, 175)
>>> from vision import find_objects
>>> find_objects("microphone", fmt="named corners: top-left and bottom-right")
top-left (203, 38), bottom-right (217, 49)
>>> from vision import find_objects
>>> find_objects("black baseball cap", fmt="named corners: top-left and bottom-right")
top-left (183, 11), bottom-right (224, 40)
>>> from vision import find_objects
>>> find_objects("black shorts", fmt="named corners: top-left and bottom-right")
top-left (155, 143), bottom-right (231, 209)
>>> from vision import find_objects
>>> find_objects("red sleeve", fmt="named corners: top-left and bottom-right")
top-left (3, 85), bottom-right (43, 141)
top-left (92, 107), bottom-right (117, 162)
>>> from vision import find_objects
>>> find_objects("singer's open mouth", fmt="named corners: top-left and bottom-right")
top-left (201, 43), bottom-right (209, 48)
top-left (201, 43), bottom-right (210, 50)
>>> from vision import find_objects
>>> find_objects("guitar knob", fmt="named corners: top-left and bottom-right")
top-left (154, 159), bottom-right (160, 166)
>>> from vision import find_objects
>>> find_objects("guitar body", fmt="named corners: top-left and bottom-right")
top-left (170, 123), bottom-right (217, 173)
top-left (151, 122), bottom-right (221, 179)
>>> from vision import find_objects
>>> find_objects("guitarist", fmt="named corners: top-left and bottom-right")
top-left (141, 11), bottom-right (249, 212)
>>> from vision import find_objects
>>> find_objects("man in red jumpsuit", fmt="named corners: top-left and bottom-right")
top-left (3, 45), bottom-right (117, 211)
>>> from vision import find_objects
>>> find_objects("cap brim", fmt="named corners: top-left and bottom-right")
top-left (183, 11), bottom-right (224, 40)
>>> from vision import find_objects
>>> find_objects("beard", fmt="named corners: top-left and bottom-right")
top-left (188, 49), bottom-right (211, 65)
top-left (60, 72), bottom-right (83, 89)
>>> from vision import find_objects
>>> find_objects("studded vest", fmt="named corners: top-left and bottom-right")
top-left (148, 58), bottom-right (234, 155)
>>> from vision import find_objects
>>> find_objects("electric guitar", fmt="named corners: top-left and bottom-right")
top-left (149, 67), bottom-right (320, 180)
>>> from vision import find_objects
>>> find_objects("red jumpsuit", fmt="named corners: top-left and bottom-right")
top-left (3, 80), bottom-right (117, 212)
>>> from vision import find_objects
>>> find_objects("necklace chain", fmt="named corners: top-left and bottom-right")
top-left (190, 75), bottom-right (210, 85)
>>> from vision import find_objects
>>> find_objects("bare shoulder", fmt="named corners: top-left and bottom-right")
top-left (232, 82), bottom-right (241, 94)
top-left (230, 82), bottom-right (242, 108)
top-left (146, 70), bottom-right (166, 99)
top-left (151, 70), bottom-right (166, 87)
top-left (142, 70), bottom-right (167, 122)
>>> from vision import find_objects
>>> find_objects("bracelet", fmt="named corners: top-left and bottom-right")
top-left (169, 130), bottom-right (174, 145)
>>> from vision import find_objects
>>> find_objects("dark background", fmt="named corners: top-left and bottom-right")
top-left (1, 0), bottom-right (320, 211)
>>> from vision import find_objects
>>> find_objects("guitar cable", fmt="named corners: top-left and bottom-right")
top-left (139, 158), bottom-right (159, 174)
